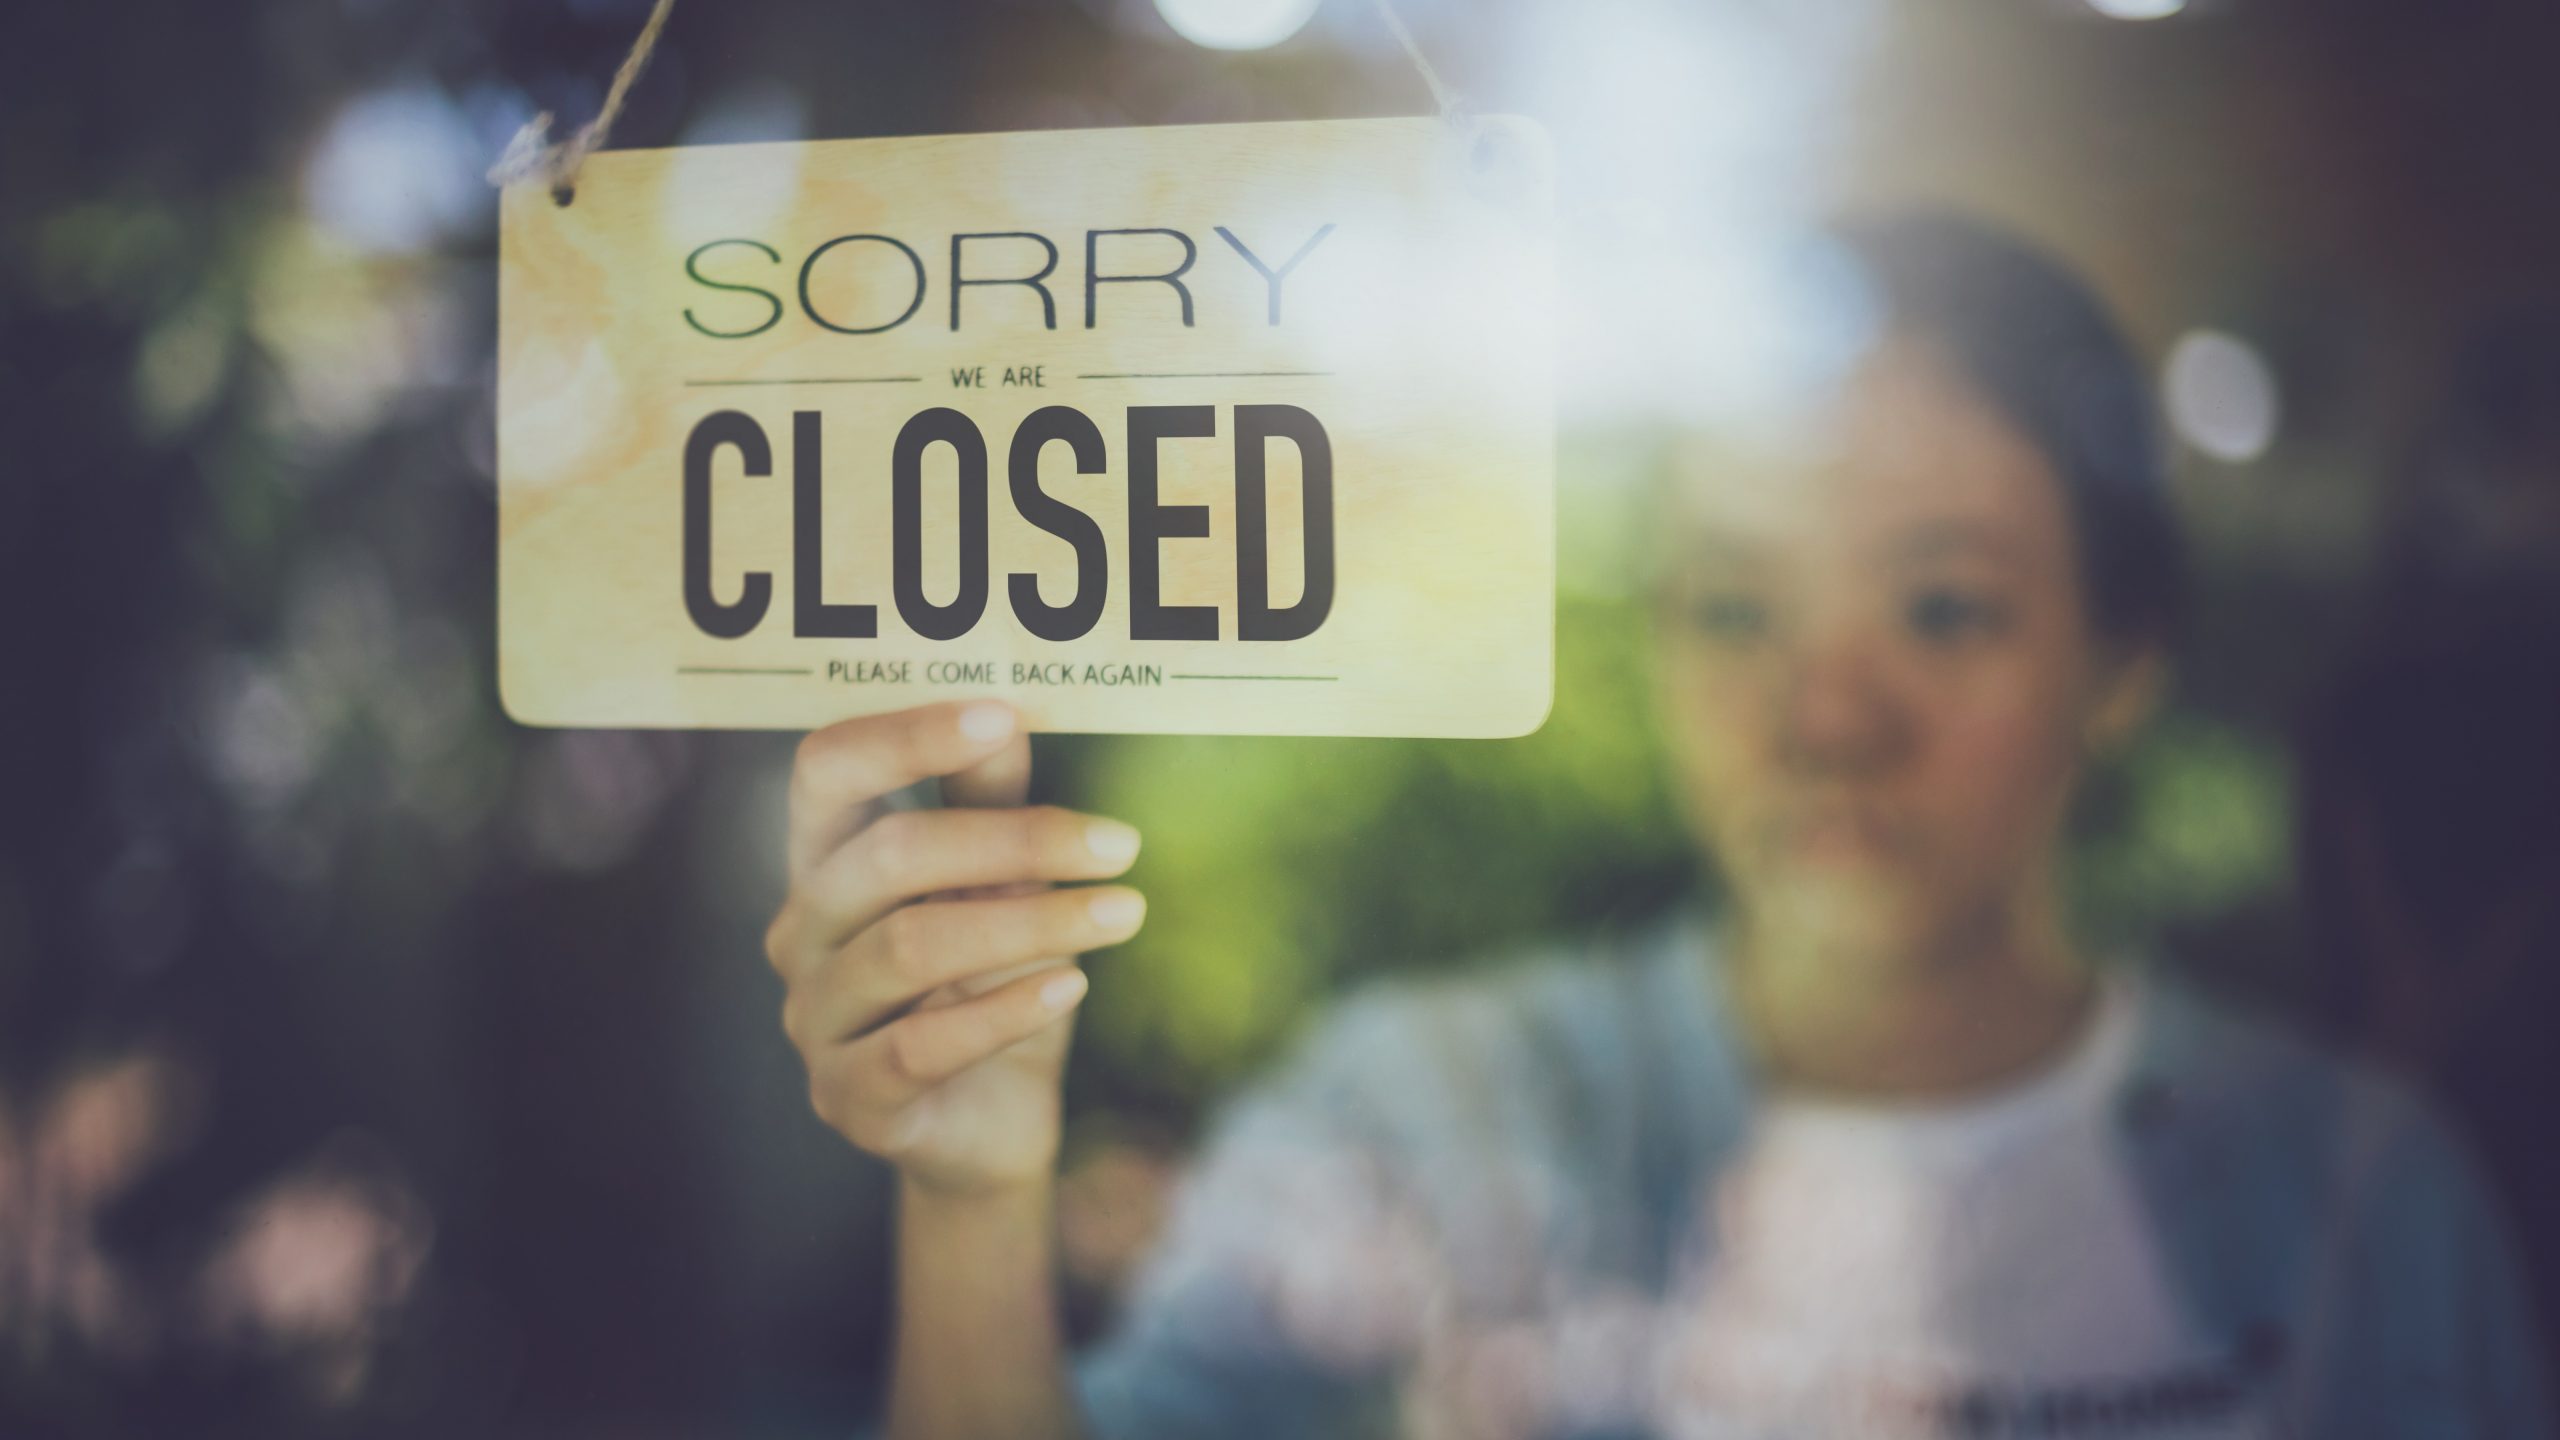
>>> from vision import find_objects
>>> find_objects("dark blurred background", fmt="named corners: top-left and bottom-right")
top-left (6, 0), bottom-right (2559, 1432)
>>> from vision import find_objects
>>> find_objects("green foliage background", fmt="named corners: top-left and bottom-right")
top-left (1075, 593), bottom-right (1698, 1101)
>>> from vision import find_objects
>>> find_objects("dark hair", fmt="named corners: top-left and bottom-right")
top-left (1827, 212), bottom-right (2185, 646)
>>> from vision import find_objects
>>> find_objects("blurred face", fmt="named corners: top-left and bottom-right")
top-left (1655, 336), bottom-right (2148, 967)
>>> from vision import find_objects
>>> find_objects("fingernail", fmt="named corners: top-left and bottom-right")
top-left (1088, 890), bottom-right (1146, 933)
top-left (957, 702), bottom-right (1015, 744)
top-left (1040, 969), bottom-right (1089, 1011)
top-left (1084, 819), bottom-right (1142, 866)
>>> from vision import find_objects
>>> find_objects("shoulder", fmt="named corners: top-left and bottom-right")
top-left (1257, 917), bottom-right (1694, 1140)
top-left (2137, 970), bottom-right (2468, 1171)
top-left (2132, 970), bottom-right (2518, 1295)
top-left (1195, 915), bottom-right (1725, 1242)
top-left (2141, 979), bottom-right (2553, 1429)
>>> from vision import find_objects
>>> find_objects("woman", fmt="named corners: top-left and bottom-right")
top-left (761, 214), bottom-right (2549, 1438)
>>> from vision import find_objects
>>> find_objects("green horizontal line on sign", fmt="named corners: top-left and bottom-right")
top-left (1077, 370), bottom-right (1334, 380)
top-left (678, 665), bottom-right (814, 675)
top-left (1167, 673), bottom-right (1340, 681)
top-left (684, 377), bottom-right (922, 387)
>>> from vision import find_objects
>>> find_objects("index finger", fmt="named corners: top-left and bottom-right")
top-left (789, 701), bottom-right (1021, 877)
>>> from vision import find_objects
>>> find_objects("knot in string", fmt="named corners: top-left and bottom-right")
top-left (1371, 0), bottom-right (1467, 123)
top-left (489, 0), bottom-right (1465, 203)
top-left (486, 0), bottom-right (678, 205)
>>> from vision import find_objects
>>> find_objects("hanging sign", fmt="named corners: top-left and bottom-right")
top-left (497, 117), bottom-right (1553, 736)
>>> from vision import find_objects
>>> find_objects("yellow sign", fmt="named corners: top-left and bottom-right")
top-left (498, 117), bottom-right (1553, 736)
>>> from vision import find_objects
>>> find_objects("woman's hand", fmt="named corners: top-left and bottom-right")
top-left (766, 700), bottom-right (1144, 1198)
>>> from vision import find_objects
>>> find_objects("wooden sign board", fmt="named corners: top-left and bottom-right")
top-left (497, 117), bottom-right (1554, 736)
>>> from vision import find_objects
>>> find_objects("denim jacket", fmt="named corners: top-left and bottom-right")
top-left (1073, 912), bottom-right (2551, 1439)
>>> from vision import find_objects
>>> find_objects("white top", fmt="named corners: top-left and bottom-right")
top-left (1652, 971), bottom-right (2268, 1439)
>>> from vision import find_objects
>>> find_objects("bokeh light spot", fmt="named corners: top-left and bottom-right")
top-left (302, 86), bottom-right (489, 254)
top-left (2164, 328), bottom-right (2281, 463)
top-left (2086, 0), bottom-right (2187, 19)
top-left (1154, 0), bottom-right (1323, 51)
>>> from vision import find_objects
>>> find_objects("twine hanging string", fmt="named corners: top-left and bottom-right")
top-left (1370, 0), bottom-right (1465, 121)
top-left (489, 0), bottom-right (1459, 203)
top-left (486, 0), bottom-right (679, 204)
